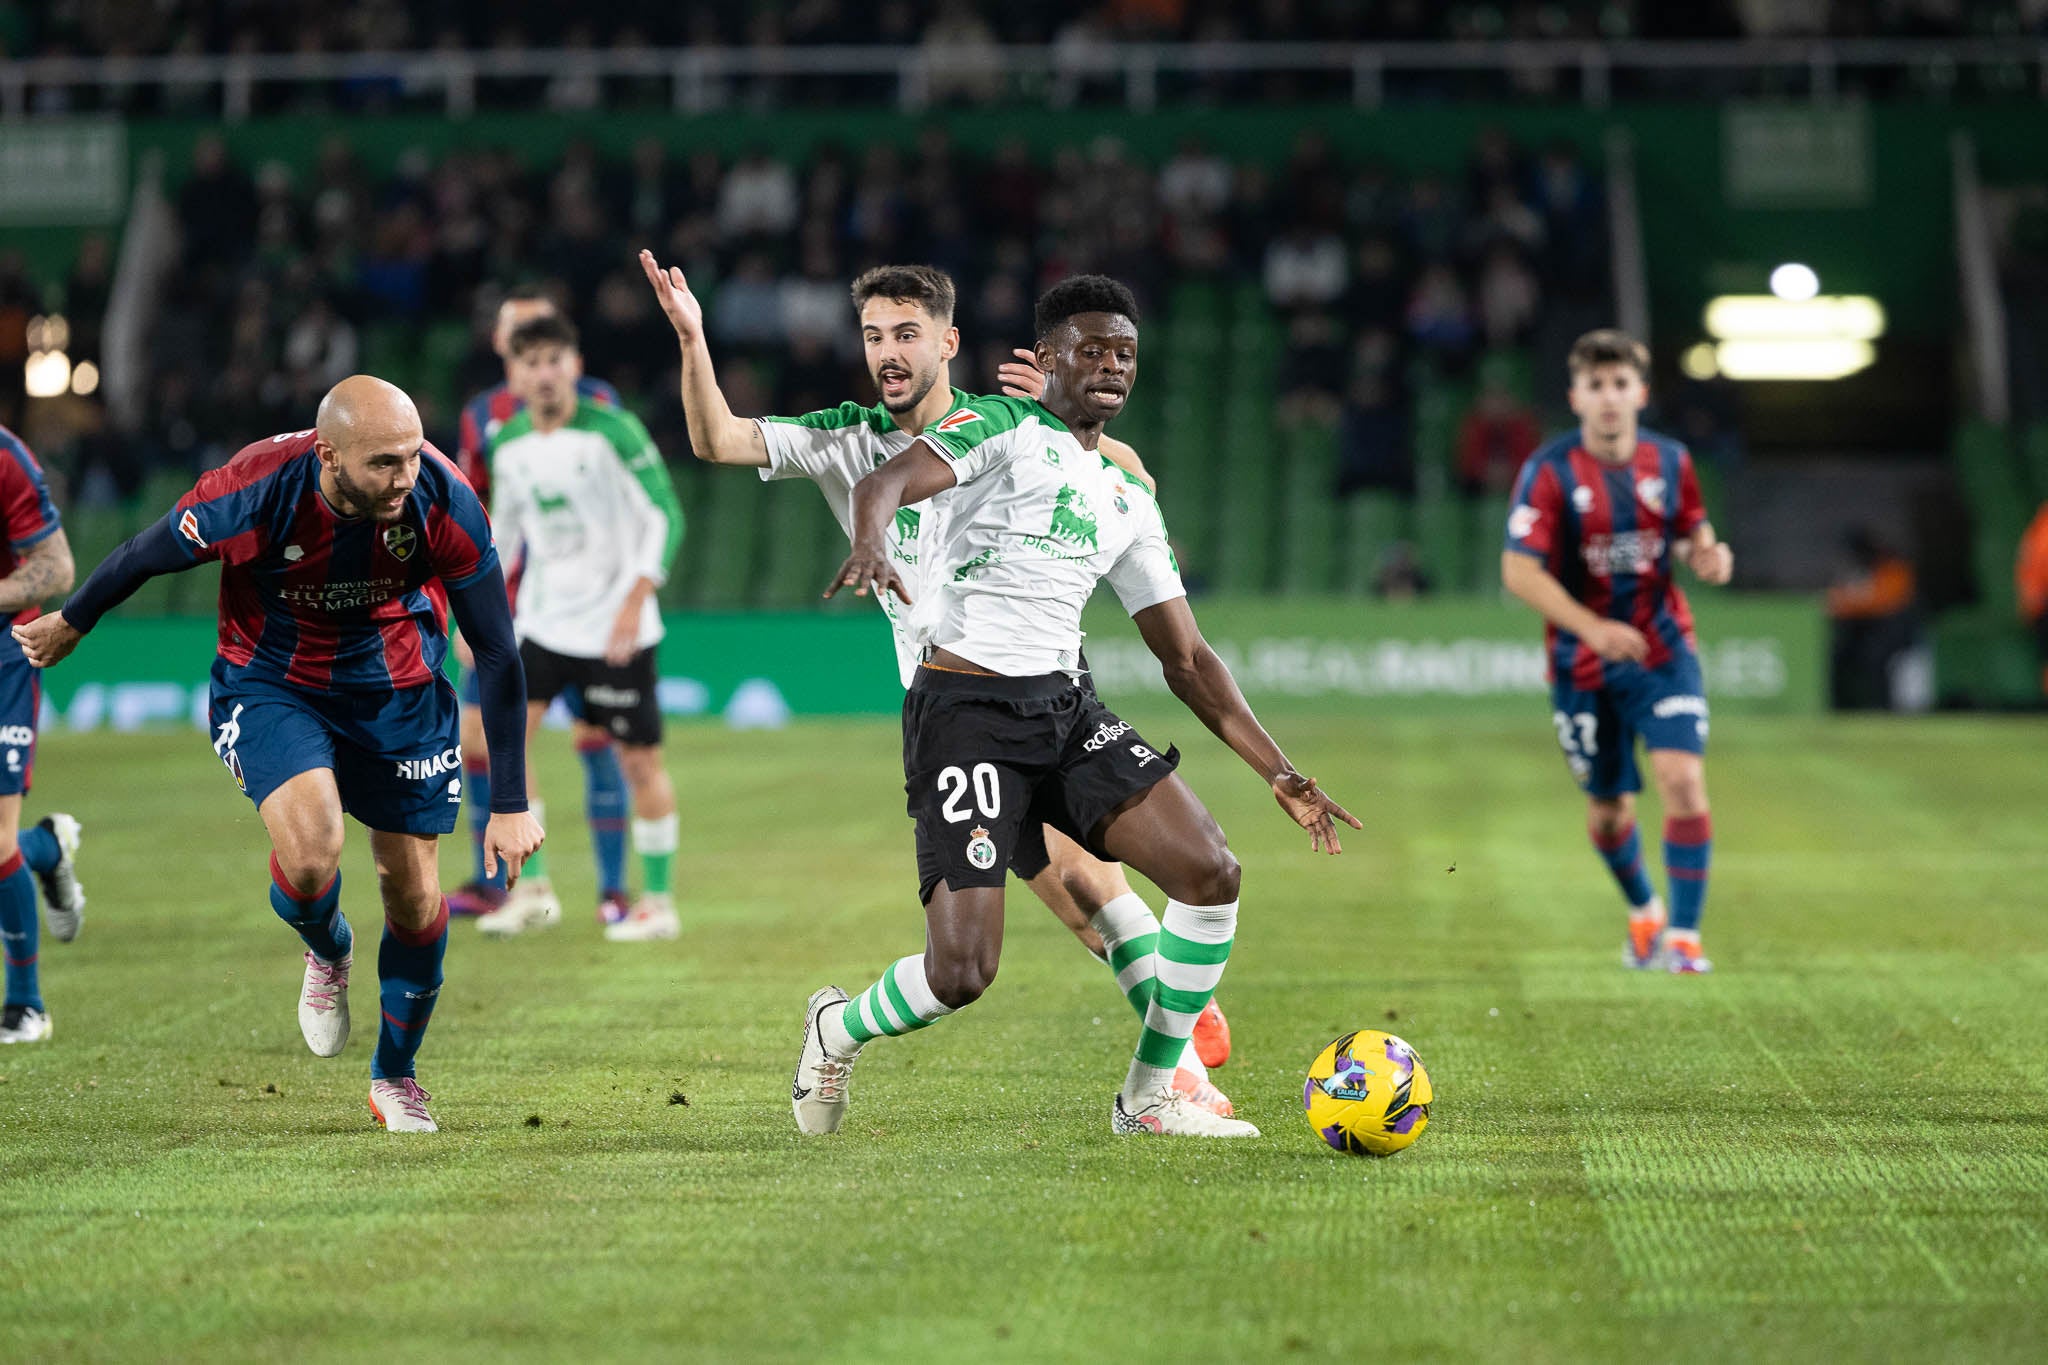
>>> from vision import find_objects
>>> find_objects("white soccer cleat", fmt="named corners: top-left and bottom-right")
top-left (792, 986), bottom-right (857, 1135)
top-left (1112, 1087), bottom-right (1260, 1138)
top-left (475, 878), bottom-right (561, 937)
top-left (603, 892), bottom-right (680, 942)
top-left (0, 1004), bottom-right (51, 1044)
top-left (367, 1078), bottom-right (438, 1133)
top-left (298, 951), bottom-right (351, 1057)
top-left (35, 813), bottom-right (85, 943)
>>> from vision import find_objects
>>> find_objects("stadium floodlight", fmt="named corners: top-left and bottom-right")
top-left (1703, 295), bottom-right (1886, 342)
top-left (24, 350), bottom-right (71, 398)
top-left (71, 360), bottom-right (101, 396)
top-left (1680, 342), bottom-right (1720, 380)
top-left (1769, 263), bottom-right (1821, 301)
top-left (1711, 338), bottom-right (1875, 381)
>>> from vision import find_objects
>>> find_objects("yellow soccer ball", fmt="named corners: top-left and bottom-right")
top-left (1304, 1030), bottom-right (1433, 1156)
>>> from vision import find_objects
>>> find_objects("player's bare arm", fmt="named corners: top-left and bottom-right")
top-left (606, 575), bottom-right (659, 666)
top-left (1677, 523), bottom-right (1735, 585)
top-left (0, 528), bottom-right (75, 616)
top-left (1131, 596), bottom-right (1360, 854)
top-left (824, 439), bottom-right (956, 602)
top-left (1500, 551), bottom-right (1650, 663)
top-left (639, 248), bottom-right (770, 467)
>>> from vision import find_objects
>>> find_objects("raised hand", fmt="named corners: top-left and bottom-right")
top-left (997, 347), bottom-right (1047, 400)
top-left (1270, 770), bottom-right (1361, 855)
top-left (638, 249), bottom-right (705, 345)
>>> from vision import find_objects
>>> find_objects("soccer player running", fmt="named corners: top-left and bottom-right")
top-left (481, 314), bottom-right (685, 942)
top-left (801, 275), bottom-right (1358, 1138)
top-left (639, 250), bottom-right (1236, 1114)
top-left (448, 290), bottom-right (632, 927)
top-left (1500, 329), bottom-right (1735, 973)
top-left (0, 423), bottom-right (87, 1046)
top-left (13, 377), bottom-right (544, 1130)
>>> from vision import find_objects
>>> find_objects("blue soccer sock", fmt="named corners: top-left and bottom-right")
top-left (0, 851), bottom-right (42, 1010)
top-left (579, 737), bottom-right (629, 896)
top-left (372, 898), bottom-right (448, 1081)
top-left (465, 754), bottom-right (506, 892)
top-left (1664, 813), bottom-right (1713, 933)
top-left (18, 821), bottom-right (58, 874)
top-left (1589, 817), bottom-right (1657, 910)
top-left (268, 854), bottom-right (354, 963)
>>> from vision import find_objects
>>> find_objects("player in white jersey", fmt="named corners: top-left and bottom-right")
top-left (482, 313), bottom-right (687, 942)
top-left (638, 251), bottom-right (1235, 1113)
top-left (799, 274), bottom-right (1359, 1139)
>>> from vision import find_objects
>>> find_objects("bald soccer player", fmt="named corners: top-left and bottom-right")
top-left (15, 377), bottom-right (544, 1132)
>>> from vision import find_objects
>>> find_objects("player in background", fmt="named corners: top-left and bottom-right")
top-left (0, 424), bottom-right (86, 1045)
top-left (1500, 329), bottom-right (1734, 974)
top-left (806, 275), bottom-right (1359, 1138)
top-left (640, 251), bottom-right (1235, 1111)
top-left (448, 290), bottom-right (631, 926)
top-left (481, 315), bottom-right (685, 942)
top-left (14, 377), bottom-right (544, 1129)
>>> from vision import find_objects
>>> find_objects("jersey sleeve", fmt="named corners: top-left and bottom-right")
top-left (1504, 457), bottom-right (1564, 562)
top-left (1673, 447), bottom-right (1706, 537)
top-left (757, 403), bottom-right (872, 485)
top-left (918, 398), bottom-right (1032, 487)
top-left (171, 451), bottom-right (285, 566)
top-left (607, 411), bottom-right (684, 585)
top-left (0, 432), bottom-right (62, 551)
top-left (423, 445), bottom-right (501, 590)
top-left (1104, 498), bottom-right (1187, 616)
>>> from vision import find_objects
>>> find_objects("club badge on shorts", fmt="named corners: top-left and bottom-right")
top-left (965, 826), bottom-right (997, 871)
top-left (383, 525), bottom-right (417, 561)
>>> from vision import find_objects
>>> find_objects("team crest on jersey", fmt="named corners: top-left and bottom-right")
top-left (965, 826), bottom-right (998, 870)
top-left (1112, 486), bottom-right (1130, 515)
top-left (383, 525), bottom-right (417, 561)
top-left (178, 509), bottom-right (207, 547)
top-left (936, 409), bottom-right (981, 434)
top-left (1636, 475), bottom-right (1667, 515)
top-left (1572, 485), bottom-right (1595, 513)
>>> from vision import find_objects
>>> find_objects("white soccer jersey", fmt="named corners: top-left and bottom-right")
top-left (915, 395), bottom-right (1184, 677)
top-left (756, 393), bottom-right (975, 687)
top-left (491, 401), bottom-right (683, 659)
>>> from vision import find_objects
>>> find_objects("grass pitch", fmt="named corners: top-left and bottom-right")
top-left (1, 710), bottom-right (2044, 1362)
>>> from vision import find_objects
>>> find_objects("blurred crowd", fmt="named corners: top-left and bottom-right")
top-left (8, 123), bottom-right (1614, 510)
top-left (8, 1), bottom-right (2047, 62)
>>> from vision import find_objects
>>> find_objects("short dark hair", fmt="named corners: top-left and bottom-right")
top-left (1567, 328), bottom-right (1650, 380)
top-left (850, 265), bottom-right (955, 324)
top-left (507, 313), bottom-right (578, 356)
top-left (1034, 275), bottom-right (1140, 340)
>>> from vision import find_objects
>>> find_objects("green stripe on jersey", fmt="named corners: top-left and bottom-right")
top-left (921, 394), bottom-right (1062, 463)
top-left (762, 400), bottom-right (891, 435)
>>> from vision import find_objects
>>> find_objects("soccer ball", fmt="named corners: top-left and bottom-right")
top-left (1304, 1030), bottom-right (1433, 1156)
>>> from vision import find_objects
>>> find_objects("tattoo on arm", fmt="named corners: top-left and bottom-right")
top-left (0, 529), bottom-right (75, 614)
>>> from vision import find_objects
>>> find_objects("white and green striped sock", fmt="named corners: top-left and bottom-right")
top-left (1092, 892), bottom-right (1209, 1082)
top-left (829, 954), bottom-right (954, 1054)
top-left (1123, 899), bottom-right (1237, 1102)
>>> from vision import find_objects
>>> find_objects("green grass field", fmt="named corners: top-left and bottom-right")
top-left (2, 710), bottom-right (2045, 1362)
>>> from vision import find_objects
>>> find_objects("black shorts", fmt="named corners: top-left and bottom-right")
top-left (903, 666), bottom-right (1178, 905)
top-left (1006, 654), bottom-right (1106, 882)
top-left (519, 640), bottom-right (663, 746)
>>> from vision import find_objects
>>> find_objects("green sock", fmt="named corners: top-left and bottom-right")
top-left (1124, 899), bottom-right (1237, 1101)
top-left (837, 954), bottom-right (954, 1048)
top-left (634, 813), bottom-right (678, 896)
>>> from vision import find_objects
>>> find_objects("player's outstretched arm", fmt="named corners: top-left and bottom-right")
top-left (12, 516), bottom-right (194, 668)
top-left (638, 248), bottom-right (769, 468)
top-left (1500, 551), bottom-right (1649, 663)
top-left (824, 440), bottom-right (955, 603)
top-left (445, 563), bottom-right (542, 883)
top-left (1131, 597), bottom-right (1361, 855)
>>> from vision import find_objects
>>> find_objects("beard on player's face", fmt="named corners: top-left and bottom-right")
top-left (872, 354), bottom-right (939, 414)
top-left (332, 459), bottom-right (410, 521)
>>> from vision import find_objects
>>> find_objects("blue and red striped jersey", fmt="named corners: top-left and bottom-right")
top-left (171, 429), bottom-right (499, 692)
top-left (0, 423), bottom-right (63, 627)
top-left (456, 375), bottom-right (618, 505)
top-left (1504, 426), bottom-right (1707, 688)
